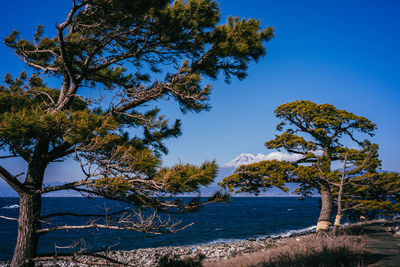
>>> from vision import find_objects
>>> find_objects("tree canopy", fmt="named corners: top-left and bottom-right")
top-left (0, 1), bottom-right (273, 265)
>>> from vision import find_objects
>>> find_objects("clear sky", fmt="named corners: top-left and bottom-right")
top-left (0, 0), bottom-right (399, 191)
top-left (163, 0), bottom-right (400, 171)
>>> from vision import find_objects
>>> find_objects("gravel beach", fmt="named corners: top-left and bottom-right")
top-left (0, 228), bottom-right (315, 266)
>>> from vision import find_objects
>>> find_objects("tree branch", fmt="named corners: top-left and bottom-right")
top-left (344, 129), bottom-right (363, 146)
top-left (37, 209), bottom-right (194, 234)
top-left (37, 221), bottom-right (194, 234)
top-left (0, 165), bottom-right (27, 194)
top-left (25, 89), bottom-right (56, 107)
top-left (0, 215), bottom-right (18, 221)
top-left (53, 1), bottom-right (91, 111)
top-left (286, 148), bottom-right (307, 155)
top-left (46, 141), bottom-right (74, 163)
top-left (0, 155), bottom-right (18, 160)
top-left (293, 157), bottom-right (317, 164)
top-left (41, 210), bottom-right (126, 219)
top-left (330, 124), bottom-right (352, 142)
top-left (11, 50), bottom-right (59, 73)
top-left (39, 179), bottom-right (95, 194)
top-left (9, 143), bottom-right (32, 162)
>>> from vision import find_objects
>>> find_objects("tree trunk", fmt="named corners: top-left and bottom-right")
top-left (332, 183), bottom-right (343, 236)
top-left (316, 183), bottom-right (332, 235)
top-left (333, 156), bottom-right (347, 236)
top-left (11, 140), bottom-right (48, 266)
top-left (315, 146), bottom-right (333, 235)
top-left (11, 193), bottom-right (42, 267)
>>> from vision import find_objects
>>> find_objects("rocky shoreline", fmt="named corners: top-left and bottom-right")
top-left (3, 219), bottom-right (399, 267)
top-left (0, 228), bottom-right (316, 267)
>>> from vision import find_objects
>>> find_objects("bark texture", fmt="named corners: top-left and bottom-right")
top-left (317, 183), bottom-right (332, 234)
top-left (11, 193), bottom-right (41, 267)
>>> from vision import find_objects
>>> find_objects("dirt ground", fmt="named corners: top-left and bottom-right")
top-left (203, 219), bottom-right (400, 267)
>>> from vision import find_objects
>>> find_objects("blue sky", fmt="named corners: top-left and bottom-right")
top-left (163, 0), bottom-right (400, 171)
top-left (0, 0), bottom-right (399, 191)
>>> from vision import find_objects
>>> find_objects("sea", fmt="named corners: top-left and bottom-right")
top-left (0, 197), bottom-right (321, 261)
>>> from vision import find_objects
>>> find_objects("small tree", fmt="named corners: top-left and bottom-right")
top-left (221, 100), bottom-right (376, 234)
top-left (0, 0), bottom-right (273, 265)
top-left (330, 142), bottom-right (379, 236)
top-left (333, 142), bottom-right (400, 229)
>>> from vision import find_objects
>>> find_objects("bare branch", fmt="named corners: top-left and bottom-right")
top-left (25, 90), bottom-right (56, 107)
top-left (0, 155), bottom-right (18, 160)
top-left (38, 209), bottom-right (194, 235)
top-left (41, 209), bottom-right (126, 219)
top-left (39, 179), bottom-right (95, 194)
top-left (37, 220), bottom-right (194, 234)
top-left (12, 50), bottom-right (59, 73)
top-left (0, 215), bottom-right (18, 221)
top-left (286, 148), bottom-right (308, 155)
top-left (344, 129), bottom-right (363, 146)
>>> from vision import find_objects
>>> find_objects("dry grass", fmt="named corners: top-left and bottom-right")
top-left (203, 234), bottom-right (365, 267)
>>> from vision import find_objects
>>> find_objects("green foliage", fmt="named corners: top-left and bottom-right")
top-left (266, 132), bottom-right (317, 154)
top-left (0, 0), bottom-right (272, 211)
top-left (274, 100), bottom-right (376, 144)
top-left (4, 0), bottom-right (273, 106)
top-left (222, 160), bottom-right (294, 194)
top-left (156, 161), bottom-right (218, 193)
top-left (340, 171), bottom-right (400, 219)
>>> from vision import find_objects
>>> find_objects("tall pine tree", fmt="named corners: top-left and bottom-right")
top-left (0, 1), bottom-right (273, 265)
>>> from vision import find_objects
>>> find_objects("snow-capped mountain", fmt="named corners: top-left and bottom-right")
top-left (225, 152), bottom-right (303, 169)
top-left (225, 153), bottom-right (256, 168)
top-left (201, 152), bottom-right (302, 196)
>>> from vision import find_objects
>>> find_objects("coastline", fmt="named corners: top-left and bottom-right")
top-left (0, 226), bottom-right (317, 267)
top-left (1, 219), bottom-right (399, 266)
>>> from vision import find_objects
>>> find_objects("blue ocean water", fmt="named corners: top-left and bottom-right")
top-left (0, 197), bottom-right (320, 261)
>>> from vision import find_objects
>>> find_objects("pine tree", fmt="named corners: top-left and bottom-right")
top-left (0, 1), bottom-right (273, 265)
top-left (221, 100), bottom-right (377, 234)
top-left (333, 142), bottom-right (400, 224)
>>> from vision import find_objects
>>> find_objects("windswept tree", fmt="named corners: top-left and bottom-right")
top-left (0, 0), bottom-right (273, 266)
top-left (221, 100), bottom-right (377, 234)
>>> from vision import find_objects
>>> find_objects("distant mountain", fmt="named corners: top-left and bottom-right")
top-left (225, 152), bottom-right (303, 169)
top-left (225, 153), bottom-right (256, 168)
top-left (199, 165), bottom-right (300, 197)
top-left (198, 152), bottom-right (304, 197)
